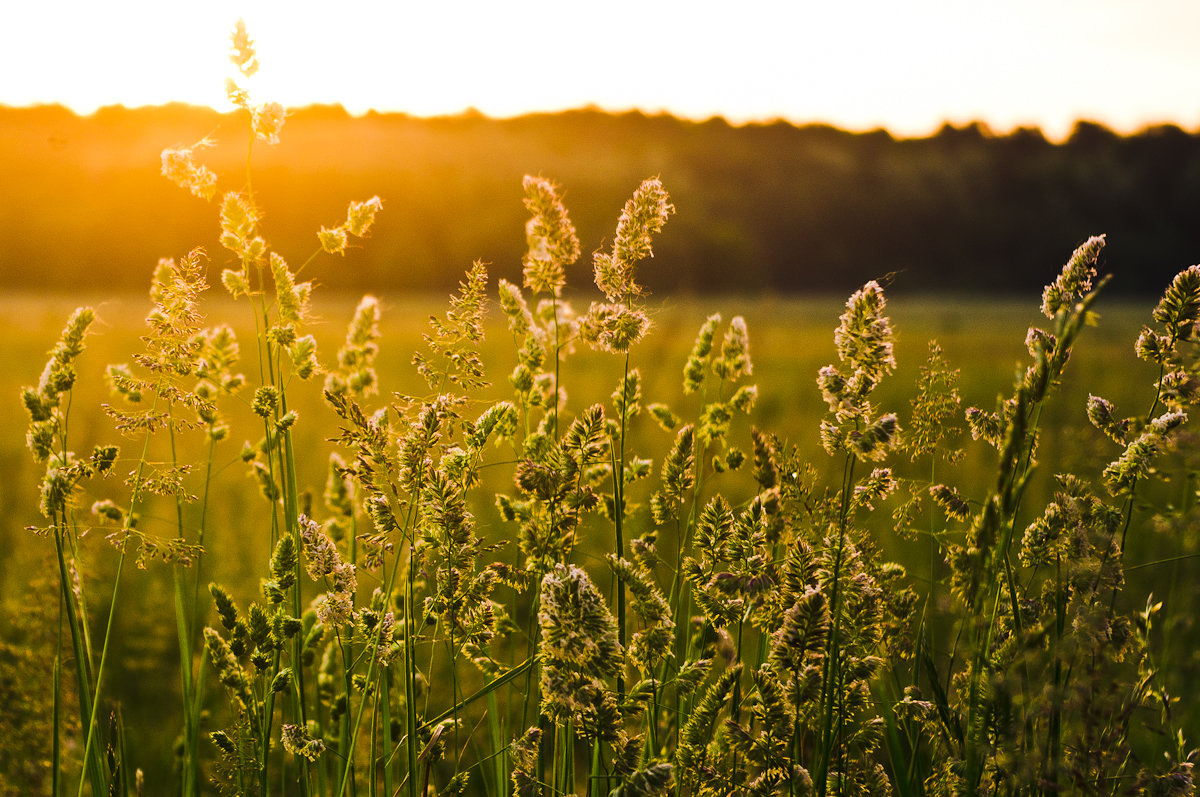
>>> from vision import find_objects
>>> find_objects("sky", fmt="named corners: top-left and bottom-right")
top-left (4, 0), bottom-right (1199, 140)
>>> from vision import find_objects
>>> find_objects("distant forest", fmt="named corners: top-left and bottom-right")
top-left (3, 103), bottom-right (1200, 296)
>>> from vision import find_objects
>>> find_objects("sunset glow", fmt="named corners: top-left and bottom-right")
top-left (5, 0), bottom-right (1200, 139)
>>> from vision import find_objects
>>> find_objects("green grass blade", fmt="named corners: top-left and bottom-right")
top-left (875, 684), bottom-right (915, 797)
top-left (421, 658), bottom-right (533, 730)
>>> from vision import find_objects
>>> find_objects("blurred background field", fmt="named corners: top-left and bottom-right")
top-left (5, 284), bottom-right (1197, 785)
top-left (4, 105), bottom-right (1200, 300)
top-left (2, 286), bottom-right (1165, 596)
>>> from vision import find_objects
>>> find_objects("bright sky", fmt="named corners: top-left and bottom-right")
top-left (4, 0), bottom-right (1199, 139)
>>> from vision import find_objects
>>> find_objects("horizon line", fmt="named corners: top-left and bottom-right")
top-left (4, 99), bottom-right (1198, 145)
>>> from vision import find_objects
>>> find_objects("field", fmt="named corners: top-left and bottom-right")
top-left (4, 288), bottom-right (1167, 593)
top-left (5, 273), bottom-right (1199, 794)
top-left (9, 24), bottom-right (1200, 791)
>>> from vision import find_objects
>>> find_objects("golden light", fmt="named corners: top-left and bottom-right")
top-left (4, 0), bottom-right (1200, 139)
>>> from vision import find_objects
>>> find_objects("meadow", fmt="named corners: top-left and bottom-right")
top-left (6, 278), bottom-right (1199, 795)
top-left (6, 21), bottom-right (1200, 797)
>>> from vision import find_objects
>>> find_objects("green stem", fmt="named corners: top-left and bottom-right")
top-left (404, 541), bottom-right (421, 797)
top-left (168, 418), bottom-right (202, 797)
top-left (614, 352), bottom-right (632, 705)
top-left (369, 672), bottom-right (381, 797)
top-left (338, 624), bottom-right (357, 797)
top-left (590, 738), bottom-right (602, 797)
top-left (54, 524), bottom-right (104, 797)
top-left (259, 654), bottom-right (279, 797)
top-left (487, 685), bottom-right (506, 797)
top-left (561, 720), bottom-right (576, 796)
top-left (75, 542), bottom-right (129, 797)
top-left (279, 393), bottom-right (309, 730)
top-left (53, 653), bottom-right (63, 797)
top-left (815, 453), bottom-right (856, 797)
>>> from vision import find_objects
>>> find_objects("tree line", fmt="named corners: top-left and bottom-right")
top-left (3, 103), bottom-right (1198, 295)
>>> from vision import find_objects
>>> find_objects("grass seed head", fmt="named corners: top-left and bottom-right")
top-left (229, 19), bottom-right (259, 79)
top-left (251, 101), bottom-right (286, 144)
top-left (281, 723), bottom-right (325, 761)
top-left (834, 280), bottom-right (896, 386)
top-left (1041, 234), bottom-right (1104, 318)
top-left (594, 177), bottom-right (674, 301)
top-left (713, 316), bottom-right (753, 381)
top-left (684, 313), bottom-right (722, 393)
top-left (161, 145), bottom-right (217, 200)
top-left (522, 176), bottom-right (580, 296)
top-left (345, 196), bottom-right (383, 237)
top-left (318, 225), bottom-right (348, 255)
top-left (580, 302), bottom-right (651, 353)
top-left (1153, 264), bottom-right (1200, 343)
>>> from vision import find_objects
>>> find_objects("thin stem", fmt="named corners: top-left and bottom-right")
top-left (168, 417), bottom-right (203, 797)
top-left (52, 647), bottom-right (62, 797)
top-left (614, 351), bottom-right (632, 704)
top-left (815, 453), bottom-right (856, 797)
top-left (75, 543), bottom-right (128, 797)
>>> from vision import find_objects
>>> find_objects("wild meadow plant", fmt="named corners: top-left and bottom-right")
top-left (14, 19), bottom-right (1200, 797)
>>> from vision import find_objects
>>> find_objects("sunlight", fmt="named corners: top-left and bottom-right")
top-left (5, 6), bottom-right (1200, 793)
top-left (5, 0), bottom-right (1200, 138)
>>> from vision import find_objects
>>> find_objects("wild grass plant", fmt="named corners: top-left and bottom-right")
top-left (12, 20), bottom-right (1200, 797)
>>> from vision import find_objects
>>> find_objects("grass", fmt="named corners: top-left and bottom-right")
top-left (0, 290), bottom-right (1160, 602)
top-left (6, 282), bottom-right (1197, 795)
top-left (5, 21), bottom-right (1200, 797)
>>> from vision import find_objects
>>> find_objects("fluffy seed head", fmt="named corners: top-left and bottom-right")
top-left (281, 723), bottom-right (325, 761)
top-left (1153, 264), bottom-right (1200, 343)
top-left (270, 252), bottom-right (311, 323)
top-left (522, 176), bottom-right (580, 295)
top-left (229, 20), bottom-right (259, 78)
top-left (161, 144), bottom-right (217, 201)
top-left (594, 178), bottom-right (674, 301)
top-left (538, 563), bottom-right (622, 681)
top-left (579, 302), bottom-right (651, 353)
top-left (1041, 235), bottom-right (1104, 318)
top-left (713, 316), bottom-right (753, 381)
top-left (318, 226), bottom-right (348, 255)
top-left (252, 102), bottom-right (286, 144)
top-left (345, 196), bottom-right (383, 238)
top-left (834, 281), bottom-right (896, 384)
top-left (684, 314), bottom-right (721, 393)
